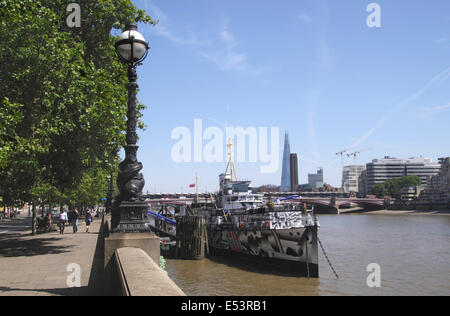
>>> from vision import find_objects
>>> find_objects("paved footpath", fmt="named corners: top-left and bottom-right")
top-left (0, 216), bottom-right (105, 296)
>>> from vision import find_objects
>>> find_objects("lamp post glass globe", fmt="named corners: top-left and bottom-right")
top-left (115, 23), bottom-right (149, 64)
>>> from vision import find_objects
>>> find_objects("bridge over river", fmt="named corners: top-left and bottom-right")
top-left (292, 197), bottom-right (385, 214)
top-left (146, 196), bottom-right (386, 215)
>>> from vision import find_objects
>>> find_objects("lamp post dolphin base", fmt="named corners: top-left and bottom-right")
top-left (113, 200), bottom-right (150, 232)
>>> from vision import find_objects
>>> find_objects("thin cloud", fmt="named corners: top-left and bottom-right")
top-left (424, 102), bottom-right (450, 113)
top-left (154, 25), bottom-right (207, 46)
top-left (422, 102), bottom-right (450, 119)
top-left (198, 19), bottom-right (267, 75)
top-left (434, 37), bottom-right (448, 44)
top-left (143, 4), bottom-right (271, 75)
top-left (144, 2), bottom-right (207, 46)
top-left (350, 66), bottom-right (450, 149)
top-left (316, 39), bottom-right (334, 70)
top-left (297, 13), bottom-right (312, 23)
top-left (199, 29), bottom-right (247, 72)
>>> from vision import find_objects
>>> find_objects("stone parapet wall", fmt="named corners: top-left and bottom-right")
top-left (115, 247), bottom-right (185, 296)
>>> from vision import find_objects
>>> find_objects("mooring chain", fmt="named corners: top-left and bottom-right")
top-left (317, 236), bottom-right (339, 279)
top-left (305, 239), bottom-right (310, 279)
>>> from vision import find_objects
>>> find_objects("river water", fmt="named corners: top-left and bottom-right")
top-left (165, 214), bottom-right (450, 296)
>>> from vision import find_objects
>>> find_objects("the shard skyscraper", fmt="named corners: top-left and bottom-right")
top-left (280, 132), bottom-right (291, 192)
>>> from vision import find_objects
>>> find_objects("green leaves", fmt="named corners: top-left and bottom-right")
top-left (371, 176), bottom-right (422, 198)
top-left (0, 0), bottom-right (152, 207)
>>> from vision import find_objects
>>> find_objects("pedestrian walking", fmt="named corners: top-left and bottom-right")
top-left (85, 210), bottom-right (93, 233)
top-left (44, 212), bottom-right (52, 232)
top-left (68, 210), bottom-right (72, 226)
top-left (59, 208), bottom-right (68, 235)
top-left (72, 209), bottom-right (79, 233)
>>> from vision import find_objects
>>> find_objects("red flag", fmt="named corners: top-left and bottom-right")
top-left (189, 184), bottom-right (195, 188)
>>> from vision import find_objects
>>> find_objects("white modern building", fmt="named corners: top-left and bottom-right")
top-left (419, 157), bottom-right (450, 203)
top-left (365, 157), bottom-right (441, 194)
top-left (342, 165), bottom-right (366, 193)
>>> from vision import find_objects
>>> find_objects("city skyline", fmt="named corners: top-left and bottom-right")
top-left (2, 0), bottom-right (450, 299)
top-left (123, 0), bottom-right (450, 192)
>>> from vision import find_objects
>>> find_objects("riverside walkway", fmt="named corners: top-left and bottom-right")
top-left (0, 215), bottom-right (105, 296)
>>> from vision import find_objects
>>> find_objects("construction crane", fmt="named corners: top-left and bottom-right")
top-left (336, 149), bottom-right (349, 170)
top-left (347, 148), bottom-right (373, 166)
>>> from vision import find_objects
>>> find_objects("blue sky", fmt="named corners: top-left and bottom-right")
top-left (124, 0), bottom-right (450, 193)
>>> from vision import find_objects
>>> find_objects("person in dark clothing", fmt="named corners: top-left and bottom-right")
top-left (68, 210), bottom-right (73, 225)
top-left (85, 211), bottom-right (93, 233)
top-left (72, 209), bottom-right (80, 233)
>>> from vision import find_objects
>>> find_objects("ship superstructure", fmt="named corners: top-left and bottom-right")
top-left (194, 139), bottom-right (320, 277)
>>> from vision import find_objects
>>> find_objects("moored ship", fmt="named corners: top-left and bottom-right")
top-left (192, 141), bottom-right (320, 277)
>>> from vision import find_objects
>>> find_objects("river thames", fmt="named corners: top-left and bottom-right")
top-left (165, 214), bottom-right (450, 296)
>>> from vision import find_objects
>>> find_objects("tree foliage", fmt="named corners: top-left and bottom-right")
top-left (371, 176), bottom-right (422, 198)
top-left (0, 0), bottom-right (154, 210)
top-left (370, 183), bottom-right (386, 198)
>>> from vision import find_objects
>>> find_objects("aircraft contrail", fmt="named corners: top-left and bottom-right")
top-left (350, 66), bottom-right (450, 149)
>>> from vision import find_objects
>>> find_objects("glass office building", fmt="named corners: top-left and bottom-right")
top-left (280, 133), bottom-right (291, 192)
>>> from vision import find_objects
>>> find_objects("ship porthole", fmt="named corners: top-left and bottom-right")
top-left (286, 247), bottom-right (298, 257)
top-left (307, 232), bottom-right (313, 245)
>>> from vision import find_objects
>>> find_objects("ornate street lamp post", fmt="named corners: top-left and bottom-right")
top-left (112, 23), bottom-right (150, 232)
top-left (105, 173), bottom-right (115, 215)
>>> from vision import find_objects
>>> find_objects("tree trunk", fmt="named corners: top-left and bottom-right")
top-left (31, 203), bottom-right (37, 236)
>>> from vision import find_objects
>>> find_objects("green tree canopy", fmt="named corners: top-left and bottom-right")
top-left (371, 176), bottom-right (422, 198)
top-left (0, 0), bottom-right (153, 213)
top-left (370, 183), bottom-right (387, 198)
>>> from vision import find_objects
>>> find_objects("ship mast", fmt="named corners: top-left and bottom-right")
top-left (224, 138), bottom-right (237, 181)
top-left (195, 173), bottom-right (199, 203)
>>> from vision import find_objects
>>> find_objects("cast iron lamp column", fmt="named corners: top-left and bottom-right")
top-left (112, 23), bottom-right (150, 232)
top-left (105, 173), bottom-right (115, 215)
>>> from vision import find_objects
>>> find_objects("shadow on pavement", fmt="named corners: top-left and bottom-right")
top-left (87, 219), bottom-right (106, 296)
top-left (0, 286), bottom-right (90, 296)
top-left (0, 237), bottom-right (73, 257)
top-left (0, 217), bottom-right (32, 237)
